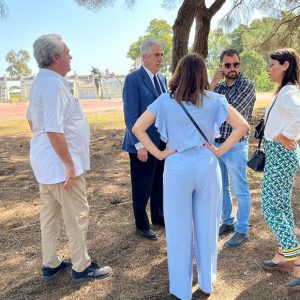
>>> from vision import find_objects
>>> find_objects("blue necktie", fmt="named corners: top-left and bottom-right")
top-left (153, 74), bottom-right (165, 96)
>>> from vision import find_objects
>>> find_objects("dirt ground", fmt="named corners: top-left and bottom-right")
top-left (0, 98), bottom-right (299, 300)
top-left (0, 99), bottom-right (123, 119)
top-left (0, 92), bottom-right (272, 120)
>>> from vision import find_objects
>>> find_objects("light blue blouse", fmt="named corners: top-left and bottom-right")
top-left (147, 91), bottom-right (228, 152)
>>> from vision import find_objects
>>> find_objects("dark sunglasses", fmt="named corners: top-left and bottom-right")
top-left (224, 62), bottom-right (240, 69)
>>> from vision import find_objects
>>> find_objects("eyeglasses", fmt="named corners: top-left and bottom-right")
top-left (224, 62), bottom-right (240, 69)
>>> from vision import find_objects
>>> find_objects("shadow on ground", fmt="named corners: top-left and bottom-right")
top-left (1, 110), bottom-right (300, 299)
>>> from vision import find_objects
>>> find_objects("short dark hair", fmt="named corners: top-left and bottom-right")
top-left (220, 49), bottom-right (240, 62)
top-left (169, 53), bottom-right (207, 107)
top-left (270, 48), bottom-right (300, 92)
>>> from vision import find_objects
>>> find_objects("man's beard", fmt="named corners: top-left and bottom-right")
top-left (225, 72), bottom-right (238, 80)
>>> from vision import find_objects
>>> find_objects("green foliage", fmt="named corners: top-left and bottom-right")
top-left (9, 85), bottom-right (20, 91)
top-left (240, 50), bottom-right (275, 91)
top-left (206, 28), bottom-right (230, 76)
top-left (127, 38), bottom-right (146, 61)
top-left (241, 14), bottom-right (300, 59)
top-left (72, 0), bottom-right (300, 74)
top-left (127, 19), bottom-right (172, 73)
top-left (5, 49), bottom-right (32, 76)
top-left (9, 93), bottom-right (21, 102)
top-left (228, 24), bottom-right (249, 53)
top-left (240, 50), bottom-right (265, 83)
top-left (255, 71), bottom-right (275, 92)
top-left (207, 13), bottom-right (300, 92)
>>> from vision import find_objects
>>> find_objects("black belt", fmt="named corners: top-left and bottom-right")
top-left (215, 137), bottom-right (226, 143)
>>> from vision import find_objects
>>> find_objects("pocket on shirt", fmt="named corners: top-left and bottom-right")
top-left (68, 98), bottom-right (85, 120)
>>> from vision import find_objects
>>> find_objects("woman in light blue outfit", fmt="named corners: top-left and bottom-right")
top-left (133, 53), bottom-right (249, 300)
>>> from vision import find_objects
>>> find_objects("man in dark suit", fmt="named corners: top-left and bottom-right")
top-left (122, 38), bottom-right (167, 240)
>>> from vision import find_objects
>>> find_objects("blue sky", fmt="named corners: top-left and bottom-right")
top-left (0, 0), bottom-right (255, 76)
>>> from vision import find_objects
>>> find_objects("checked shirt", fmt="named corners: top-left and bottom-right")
top-left (215, 74), bottom-right (256, 140)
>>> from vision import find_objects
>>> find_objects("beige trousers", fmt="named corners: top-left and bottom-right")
top-left (39, 174), bottom-right (91, 272)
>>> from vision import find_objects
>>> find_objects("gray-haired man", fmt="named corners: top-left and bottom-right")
top-left (26, 34), bottom-right (112, 282)
top-left (122, 38), bottom-right (167, 240)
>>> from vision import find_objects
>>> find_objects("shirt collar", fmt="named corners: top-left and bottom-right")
top-left (142, 65), bottom-right (158, 80)
top-left (38, 68), bottom-right (70, 87)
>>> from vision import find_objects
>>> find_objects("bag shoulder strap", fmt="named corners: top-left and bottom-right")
top-left (264, 96), bottom-right (278, 126)
top-left (180, 103), bottom-right (209, 143)
top-left (257, 96), bottom-right (278, 149)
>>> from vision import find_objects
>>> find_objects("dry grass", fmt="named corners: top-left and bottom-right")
top-left (0, 106), bottom-right (299, 300)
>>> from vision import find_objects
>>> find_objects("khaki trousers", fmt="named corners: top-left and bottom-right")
top-left (39, 174), bottom-right (91, 272)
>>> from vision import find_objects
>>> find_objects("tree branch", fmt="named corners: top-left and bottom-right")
top-left (260, 13), bottom-right (300, 48)
top-left (207, 0), bottom-right (227, 18)
top-left (0, 0), bottom-right (8, 20)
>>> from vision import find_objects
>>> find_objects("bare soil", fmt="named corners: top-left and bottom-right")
top-left (0, 99), bottom-right (123, 119)
top-left (0, 100), bottom-right (299, 300)
top-left (0, 93), bottom-right (271, 120)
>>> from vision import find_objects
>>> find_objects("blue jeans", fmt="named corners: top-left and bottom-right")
top-left (214, 140), bottom-right (251, 234)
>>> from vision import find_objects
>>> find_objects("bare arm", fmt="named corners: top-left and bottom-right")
top-left (205, 105), bottom-right (250, 156)
top-left (47, 132), bottom-right (76, 190)
top-left (274, 134), bottom-right (297, 151)
top-left (132, 110), bottom-right (176, 160)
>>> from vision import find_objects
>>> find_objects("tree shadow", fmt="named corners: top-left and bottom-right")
top-left (1, 110), bottom-right (300, 299)
top-left (235, 273), bottom-right (300, 300)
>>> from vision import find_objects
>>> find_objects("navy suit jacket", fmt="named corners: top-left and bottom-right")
top-left (122, 66), bottom-right (167, 153)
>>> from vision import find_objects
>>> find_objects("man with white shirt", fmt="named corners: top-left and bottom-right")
top-left (26, 34), bottom-right (111, 282)
top-left (122, 38), bottom-right (167, 240)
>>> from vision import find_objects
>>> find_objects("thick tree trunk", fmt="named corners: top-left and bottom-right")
top-left (171, 0), bottom-right (227, 72)
top-left (193, 0), bottom-right (226, 58)
top-left (171, 0), bottom-right (201, 73)
top-left (193, 12), bottom-right (211, 58)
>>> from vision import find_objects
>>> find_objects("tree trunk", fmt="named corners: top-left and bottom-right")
top-left (171, 0), bottom-right (201, 73)
top-left (172, 0), bottom-right (227, 72)
top-left (193, 9), bottom-right (211, 58)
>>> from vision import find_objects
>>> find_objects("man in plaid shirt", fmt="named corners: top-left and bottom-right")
top-left (209, 49), bottom-right (256, 248)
